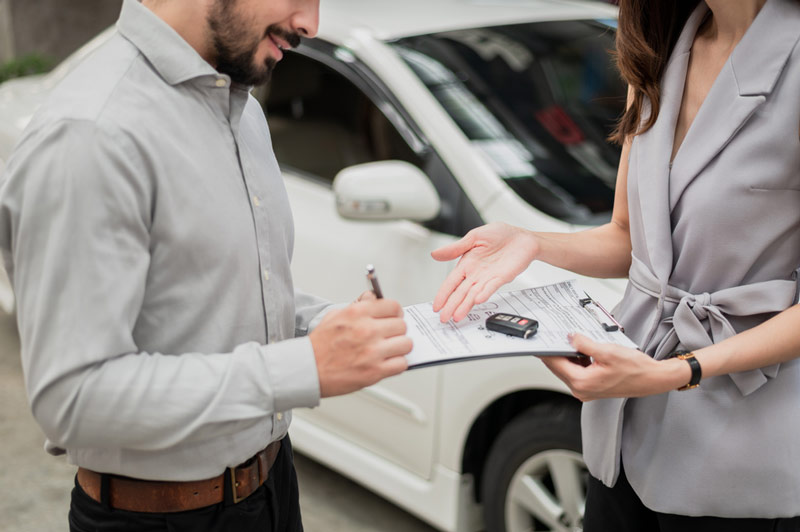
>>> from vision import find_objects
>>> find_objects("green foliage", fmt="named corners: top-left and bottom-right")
top-left (0, 54), bottom-right (53, 84)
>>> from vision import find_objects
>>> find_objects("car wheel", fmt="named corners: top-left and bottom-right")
top-left (481, 402), bottom-right (586, 532)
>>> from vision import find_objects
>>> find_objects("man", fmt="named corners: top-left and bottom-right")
top-left (0, 0), bottom-right (412, 530)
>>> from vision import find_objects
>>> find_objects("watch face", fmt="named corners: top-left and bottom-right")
top-left (669, 349), bottom-right (691, 359)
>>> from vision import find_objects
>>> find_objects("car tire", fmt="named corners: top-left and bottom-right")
top-left (481, 401), bottom-right (587, 532)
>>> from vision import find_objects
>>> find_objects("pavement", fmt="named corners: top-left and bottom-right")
top-left (0, 310), bottom-right (437, 532)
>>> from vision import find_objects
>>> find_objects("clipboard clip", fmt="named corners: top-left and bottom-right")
top-left (579, 296), bottom-right (623, 332)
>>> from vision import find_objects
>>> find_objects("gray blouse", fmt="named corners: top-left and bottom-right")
top-left (583, 0), bottom-right (800, 517)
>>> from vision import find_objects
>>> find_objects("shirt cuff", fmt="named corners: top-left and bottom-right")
top-left (260, 337), bottom-right (320, 412)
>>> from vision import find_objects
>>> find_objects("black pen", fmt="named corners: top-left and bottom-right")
top-left (366, 264), bottom-right (383, 299)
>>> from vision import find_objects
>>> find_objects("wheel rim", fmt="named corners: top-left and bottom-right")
top-left (504, 449), bottom-right (587, 532)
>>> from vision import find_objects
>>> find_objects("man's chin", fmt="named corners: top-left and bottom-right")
top-left (250, 59), bottom-right (277, 86)
top-left (222, 64), bottom-right (274, 86)
top-left (215, 50), bottom-right (276, 86)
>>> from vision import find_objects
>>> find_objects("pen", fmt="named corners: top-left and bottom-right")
top-left (366, 264), bottom-right (383, 299)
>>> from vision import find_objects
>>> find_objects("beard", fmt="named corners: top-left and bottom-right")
top-left (207, 1), bottom-right (301, 86)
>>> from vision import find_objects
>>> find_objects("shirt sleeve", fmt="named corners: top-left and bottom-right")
top-left (294, 289), bottom-right (345, 336)
top-left (0, 119), bottom-right (320, 453)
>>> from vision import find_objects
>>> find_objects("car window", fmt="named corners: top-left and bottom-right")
top-left (258, 52), bottom-right (424, 184)
top-left (390, 20), bottom-right (626, 225)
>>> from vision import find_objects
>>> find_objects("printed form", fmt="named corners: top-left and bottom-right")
top-left (404, 280), bottom-right (637, 368)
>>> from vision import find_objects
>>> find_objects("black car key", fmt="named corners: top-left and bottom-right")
top-left (486, 313), bottom-right (539, 339)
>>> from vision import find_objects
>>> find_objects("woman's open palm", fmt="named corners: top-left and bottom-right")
top-left (431, 223), bottom-right (538, 322)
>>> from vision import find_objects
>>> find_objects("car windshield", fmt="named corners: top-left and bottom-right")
top-left (389, 20), bottom-right (625, 225)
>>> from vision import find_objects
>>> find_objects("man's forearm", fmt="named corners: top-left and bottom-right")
top-left (28, 338), bottom-right (320, 452)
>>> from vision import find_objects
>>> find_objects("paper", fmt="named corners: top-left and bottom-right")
top-left (404, 279), bottom-right (637, 368)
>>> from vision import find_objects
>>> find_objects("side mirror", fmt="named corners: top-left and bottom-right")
top-left (333, 161), bottom-right (441, 222)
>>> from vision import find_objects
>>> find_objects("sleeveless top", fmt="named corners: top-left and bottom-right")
top-left (582, 0), bottom-right (800, 517)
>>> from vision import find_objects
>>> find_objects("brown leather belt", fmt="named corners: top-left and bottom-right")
top-left (77, 440), bottom-right (281, 513)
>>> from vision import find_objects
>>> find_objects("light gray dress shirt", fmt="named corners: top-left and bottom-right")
top-left (582, 0), bottom-right (800, 517)
top-left (0, 0), bottom-right (331, 481)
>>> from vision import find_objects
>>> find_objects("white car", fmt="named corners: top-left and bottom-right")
top-left (0, 1), bottom-right (626, 531)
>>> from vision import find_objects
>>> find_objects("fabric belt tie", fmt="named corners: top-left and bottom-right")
top-left (76, 440), bottom-right (282, 513)
top-left (628, 256), bottom-right (796, 395)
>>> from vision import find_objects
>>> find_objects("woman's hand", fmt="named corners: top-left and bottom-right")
top-left (431, 223), bottom-right (539, 322)
top-left (540, 334), bottom-right (691, 401)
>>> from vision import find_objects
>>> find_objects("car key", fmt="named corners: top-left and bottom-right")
top-left (486, 313), bottom-right (539, 339)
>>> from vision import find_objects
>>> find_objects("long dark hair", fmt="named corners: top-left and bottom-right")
top-left (610, 0), bottom-right (701, 144)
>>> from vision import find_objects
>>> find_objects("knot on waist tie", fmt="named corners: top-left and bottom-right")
top-left (628, 256), bottom-right (796, 396)
top-left (686, 292), bottom-right (712, 316)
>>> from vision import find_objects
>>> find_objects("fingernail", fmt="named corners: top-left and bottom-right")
top-left (567, 332), bottom-right (576, 344)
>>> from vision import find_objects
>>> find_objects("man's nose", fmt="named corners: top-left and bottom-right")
top-left (293, 0), bottom-right (320, 38)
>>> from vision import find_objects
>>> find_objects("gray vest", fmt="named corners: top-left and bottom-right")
top-left (582, 0), bottom-right (800, 517)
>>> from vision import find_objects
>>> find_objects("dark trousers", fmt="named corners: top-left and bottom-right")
top-left (69, 437), bottom-right (303, 532)
top-left (584, 465), bottom-right (800, 532)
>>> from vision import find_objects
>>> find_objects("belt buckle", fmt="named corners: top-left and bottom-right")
top-left (229, 451), bottom-right (264, 505)
top-left (229, 466), bottom-right (244, 504)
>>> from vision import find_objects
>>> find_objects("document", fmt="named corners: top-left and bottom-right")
top-left (404, 279), bottom-right (637, 368)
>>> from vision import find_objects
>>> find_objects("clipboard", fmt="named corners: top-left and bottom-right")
top-left (403, 279), bottom-right (637, 369)
top-left (579, 295), bottom-right (623, 332)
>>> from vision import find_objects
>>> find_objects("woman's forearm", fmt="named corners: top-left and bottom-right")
top-left (694, 303), bottom-right (800, 378)
top-left (531, 220), bottom-right (633, 279)
top-left (544, 304), bottom-right (800, 400)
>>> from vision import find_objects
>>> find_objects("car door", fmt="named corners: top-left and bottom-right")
top-left (256, 43), bottom-right (479, 479)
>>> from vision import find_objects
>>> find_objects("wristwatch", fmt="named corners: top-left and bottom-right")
top-left (669, 350), bottom-right (702, 391)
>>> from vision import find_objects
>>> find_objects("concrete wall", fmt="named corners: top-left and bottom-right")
top-left (0, 0), bottom-right (122, 64)
top-left (0, 0), bottom-right (14, 63)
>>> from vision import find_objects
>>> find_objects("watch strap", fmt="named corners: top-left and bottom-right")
top-left (671, 350), bottom-right (702, 391)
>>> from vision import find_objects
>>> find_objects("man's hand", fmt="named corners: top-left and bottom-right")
top-left (309, 299), bottom-right (412, 398)
top-left (356, 290), bottom-right (377, 302)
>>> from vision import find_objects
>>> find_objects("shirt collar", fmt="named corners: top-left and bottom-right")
top-left (730, 0), bottom-right (800, 97)
top-left (116, 0), bottom-right (221, 86)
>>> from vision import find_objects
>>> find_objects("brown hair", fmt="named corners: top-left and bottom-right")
top-left (610, 0), bottom-right (701, 144)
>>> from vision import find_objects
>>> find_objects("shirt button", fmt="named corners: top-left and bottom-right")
top-left (276, 412), bottom-right (283, 421)
top-left (215, 78), bottom-right (227, 88)
top-left (263, 269), bottom-right (269, 281)
top-left (252, 195), bottom-right (261, 207)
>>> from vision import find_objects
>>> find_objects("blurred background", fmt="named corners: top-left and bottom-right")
top-left (0, 0), bottom-right (121, 81)
top-left (0, 1), bottom-right (624, 531)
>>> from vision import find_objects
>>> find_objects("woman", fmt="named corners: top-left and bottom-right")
top-left (431, 0), bottom-right (800, 529)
